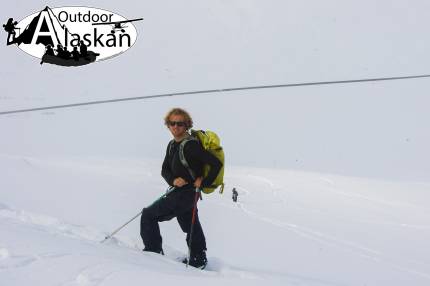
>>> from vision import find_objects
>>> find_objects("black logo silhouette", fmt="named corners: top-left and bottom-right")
top-left (92, 18), bottom-right (143, 34)
top-left (8, 7), bottom-right (61, 47)
top-left (4, 6), bottom-right (143, 67)
top-left (3, 18), bottom-right (19, 45)
top-left (39, 40), bottom-right (99, 66)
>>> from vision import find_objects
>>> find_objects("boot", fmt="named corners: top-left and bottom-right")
top-left (183, 250), bottom-right (207, 269)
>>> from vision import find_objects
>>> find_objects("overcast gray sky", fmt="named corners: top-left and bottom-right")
top-left (1, 0), bottom-right (429, 181)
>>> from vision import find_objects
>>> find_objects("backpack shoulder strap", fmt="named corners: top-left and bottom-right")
top-left (167, 139), bottom-right (175, 156)
top-left (178, 136), bottom-right (198, 180)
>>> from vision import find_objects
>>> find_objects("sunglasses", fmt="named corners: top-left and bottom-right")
top-left (168, 121), bottom-right (187, 127)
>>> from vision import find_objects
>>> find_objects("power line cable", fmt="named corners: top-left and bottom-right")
top-left (1, 73), bottom-right (430, 116)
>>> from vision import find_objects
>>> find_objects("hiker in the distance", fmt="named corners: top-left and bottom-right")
top-left (140, 107), bottom-right (222, 269)
top-left (232, 188), bottom-right (238, 202)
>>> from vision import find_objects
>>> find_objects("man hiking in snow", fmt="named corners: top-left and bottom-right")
top-left (140, 108), bottom-right (222, 269)
top-left (232, 188), bottom-right (238, 202)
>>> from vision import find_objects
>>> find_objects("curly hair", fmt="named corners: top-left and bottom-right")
top-left (164, 108), bottom-right (193, 129)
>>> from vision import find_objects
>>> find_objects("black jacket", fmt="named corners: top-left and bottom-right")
top-left (161, 138), bottom-right (222, 189)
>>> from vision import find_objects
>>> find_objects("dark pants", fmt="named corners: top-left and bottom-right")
top-left (140, 187), bottom-right (207, 254)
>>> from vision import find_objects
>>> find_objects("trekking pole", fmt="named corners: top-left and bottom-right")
top-left (100, 210), bottom-right (142, 243)
top-left (186, 188), bottom-right (202, 267)
top-left (101, 187), bottom-right (176, 243)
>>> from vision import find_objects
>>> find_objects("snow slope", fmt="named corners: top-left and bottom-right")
top-left (1, 1), bottom-right (430, 285)
top-left (1, 154), bottom-right (430, 285)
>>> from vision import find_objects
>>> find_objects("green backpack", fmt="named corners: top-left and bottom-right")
top-left (178, 129), bottom-right (225, 194)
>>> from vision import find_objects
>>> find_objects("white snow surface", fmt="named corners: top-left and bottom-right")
top-left (1, 1), bottom-right (430, 285)
top-left (1, 154), bottom-right (430, 286)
